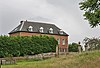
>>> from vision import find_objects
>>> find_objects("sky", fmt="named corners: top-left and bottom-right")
top-left (0, 0), bottom-right (100, 44)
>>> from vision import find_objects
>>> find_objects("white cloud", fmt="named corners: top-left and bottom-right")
top-left (0, 0), bottom-right (100, 43)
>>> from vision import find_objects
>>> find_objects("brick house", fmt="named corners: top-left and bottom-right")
top-left (9, 20), bottom-right (69, 54)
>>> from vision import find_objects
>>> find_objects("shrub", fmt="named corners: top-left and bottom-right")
top-left (68, 43), bottom-right (78, 52)
top-left (0, 35), bottom-right (57, 58)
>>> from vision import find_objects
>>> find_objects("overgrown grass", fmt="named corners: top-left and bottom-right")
top-left (2, 50), bottom-right (100, 68)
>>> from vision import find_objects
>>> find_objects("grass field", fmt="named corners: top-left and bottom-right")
top-left (1, 51), bottom-right (100, 68)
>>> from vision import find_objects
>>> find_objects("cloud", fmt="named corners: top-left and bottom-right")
top-left (0, 0), bottom-right (100, 43)
top-left (1, 0), bottom-right (73, 34)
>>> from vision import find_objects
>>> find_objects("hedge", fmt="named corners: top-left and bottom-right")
top-left (0, 35), bottom-right (58, 58)
top-left (68, 43), bottom-right (79, 52)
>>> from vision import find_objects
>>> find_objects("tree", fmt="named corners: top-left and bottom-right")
top-left (79, 0), bottom-right (100, 28)
top-left (83, 37), bottom-right (100, 50)
top-left (68, 43), bottom-right (79, 52)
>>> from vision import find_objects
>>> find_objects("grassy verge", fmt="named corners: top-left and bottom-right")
top-left (1, 50), bottom-right (100, 68)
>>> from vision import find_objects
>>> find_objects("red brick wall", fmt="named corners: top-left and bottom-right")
top-left (10, 32), bottom-right (20, 36)
top-left (10, 32), bottom-right (68, 52)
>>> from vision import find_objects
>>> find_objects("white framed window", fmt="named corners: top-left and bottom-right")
top-left (59, 29), bottom-right (63, 34)
top-left (28, 26), bottom-right (33, 31)
top-left (39, 27), bottom-right (44, 33)
top-left (57, 38), bottom-right (60, 44)
top-left (49, 28), bottom-right (53, 33)
top-left (62, 39), bottom-right (65, 45)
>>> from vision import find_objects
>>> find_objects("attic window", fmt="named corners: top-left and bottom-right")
top-left (28, 26), bottom-right (33, 31)
top-left (49, 28), bottom-right (53, 33)
top-left (39, 27), bottom-right (44, 33)
top-left (59, 30), bottom-right (63, 34)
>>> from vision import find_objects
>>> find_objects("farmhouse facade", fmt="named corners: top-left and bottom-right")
top-left (9, 20), bottom-right (69, 53)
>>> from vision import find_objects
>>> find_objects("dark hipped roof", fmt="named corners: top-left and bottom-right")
top-left (9, 20), bottom-right (69, 36)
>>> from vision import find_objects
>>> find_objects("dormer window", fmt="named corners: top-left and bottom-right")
top-left (59, 29), bottom-right (63, 34)
top-left (49, 28), bottom-right (53, 33)
top-left (39, 27), bottom-right (44, 33)
top-left (28, 26), bottom-right (33, 31)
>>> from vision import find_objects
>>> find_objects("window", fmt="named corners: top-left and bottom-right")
top-left (28, 26), bottom-right (33, 31)
top-left (62, 39), bottom-right (65, 45)
top-left (39, 27), bottom-right (44, 33)
top-left (59, 48), bottom-right (65, 52)
top-left (59, 30), bottom-right (63, 34)
top-left (57, 38), bottom-right (60, 44)
top-left (62, 48), bottom-right (65, 52)
top-left (49, 28), bottom-right (53, 33)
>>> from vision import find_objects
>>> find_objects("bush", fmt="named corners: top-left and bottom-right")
top-left (68, 43), bottom-right (78, 52)
top-left (0, 35), bottom-right (58, 58)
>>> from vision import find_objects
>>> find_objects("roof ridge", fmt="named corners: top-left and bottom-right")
top-left (24, 20), bottom-right (55, 25)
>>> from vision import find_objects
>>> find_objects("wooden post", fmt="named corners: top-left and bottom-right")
top-left (0, 60), bottom-right (1, 68)
top-left (56, 45), bottom-right (59, 57)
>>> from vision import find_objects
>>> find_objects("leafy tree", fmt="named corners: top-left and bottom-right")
top-left (68, 43), bottom-right (79, 52)
top-left (83, 37), bottom-right (100, 50)
top-left (79, 0), bottom-right (100, 27)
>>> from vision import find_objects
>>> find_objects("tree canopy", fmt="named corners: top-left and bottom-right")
top-left (68, 43), bottom-right (79, 52)
top-left (79, 0), bottom-right (100, 28)
top-left (83, 37), bottom-right (100, 50)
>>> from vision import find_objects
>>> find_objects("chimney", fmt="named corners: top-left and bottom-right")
top-left (20, 20), bottom-right (28, 24)
top-left (26, 20), bottom-right (27, 22)
top-left (20, 21), bottom-right (23, 24)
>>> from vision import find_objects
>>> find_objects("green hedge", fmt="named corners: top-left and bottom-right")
top-left (0, 35), bottom-right (58, 58)
top-left (68, 43), bottom-right (79, 52)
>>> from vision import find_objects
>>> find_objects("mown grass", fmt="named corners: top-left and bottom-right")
top-left (1, 50), bottom-right (100, 68)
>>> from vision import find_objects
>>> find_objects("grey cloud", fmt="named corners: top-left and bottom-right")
top-left (0, 0), bottom-right (100, 43)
